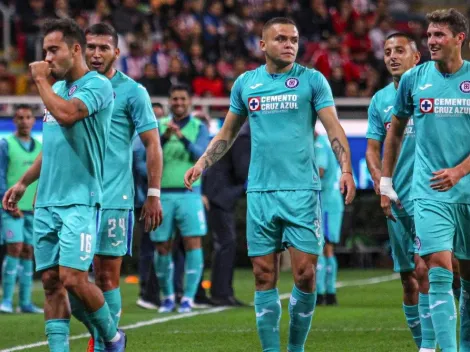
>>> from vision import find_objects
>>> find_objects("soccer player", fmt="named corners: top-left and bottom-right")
top-left (0, 104), bottom-right (43, 314)
top-left (184, 17), bottom-right (356, 352)
top-left (366, 33), bottom-right (437, 352)
top-left (151, 84), bottom-right (209, 314)
top-left (2, 19), bottom-right (126, 351)
top-left (381, 9), bottom-right (470, 352)
top-left (314, 132), bottom-right (344, 306)
top-left (77, 23), bottom-right (162, 351)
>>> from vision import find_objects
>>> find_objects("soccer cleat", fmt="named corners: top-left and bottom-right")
top-left (0, 300), bottom-right (13, 313)
top-left (87, 338), bottom-right (94, 352)
top-left (158, 298), bottom-right (175, 313)
top-left (136, 298), bottom-right (158, 310)
top-left (177, 299), bottom-right (192, 313)
top-left (326, 293), bottom-right (338, 306)
top-left (104, 329), bottom-right (126, 352)
top-left (16, 304), bottom-right (44, 314)
top-left (316, 294), bottom-right (326, 306)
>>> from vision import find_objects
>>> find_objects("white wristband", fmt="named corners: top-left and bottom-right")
top-left (147, 188), bottom-right (161, 197)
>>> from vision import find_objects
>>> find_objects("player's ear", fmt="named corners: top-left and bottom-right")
top-left (414, 50), bottom-right (421, 65)
top-left (115, 47), bottom-right (120, 59)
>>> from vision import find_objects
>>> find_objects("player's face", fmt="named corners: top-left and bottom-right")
top-left (383, 37), bottom-right (418, 77)
top-left (427, 22), bottom-right (464, 62)
top-left (169, 90), bottom-right (191, 118)
top-left (14, 108), bottom-right (35, 137)
top-left (85, 34), bottom-right (119, 76)
top-left (260, 24), bottom-right (299, 68)
top-left (43, 31), bottom-right (79, 80)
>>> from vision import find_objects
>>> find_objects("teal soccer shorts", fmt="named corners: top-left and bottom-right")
top-left (246, 190), bottom-right (324, 257)
top-left (387, 216), bottom-right (417, 273)
top-left (414, 199), bottom-right (470, 259)
top-left (96, 209), bottom-right (134, 257)
top-left (33, 205), bottom-right (100, 272)
top-left (150, 192), bottom-right (207, 243)
top-left (322, 210), bottom-right (343, 244)
top-left (1, 211), bottom-right (34, 245)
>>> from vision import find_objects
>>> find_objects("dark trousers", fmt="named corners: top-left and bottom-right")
top-left (209, 203), bottom-right (237, 298)
top-left (136, 208), bottom-right (160, 304)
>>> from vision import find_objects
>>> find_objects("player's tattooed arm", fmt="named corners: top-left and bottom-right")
top-left (330, 138), bottom-right (348, 170)
top-left (199, 111), bottom-right (246, 170)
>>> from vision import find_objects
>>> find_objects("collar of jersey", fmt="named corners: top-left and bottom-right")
top-left (433, 60), bottom-right (468, 79)
top-left (263, 63), bottom-right (295, 80)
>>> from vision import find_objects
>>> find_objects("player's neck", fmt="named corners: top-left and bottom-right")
top-left (14, 132), bottom-right (31, 142)
top-left (435, 56), bottom-right (464, 75)
top-left (393, 77), bottom-right (400, 89)
top-left (104, 67), bottom-right (117, 80)
top-left (66, 62), bottom-right (90, 82)
top-left (173, 114), bottom-right (189, 121)
top-left (265, 61), bottom-right (294, 74)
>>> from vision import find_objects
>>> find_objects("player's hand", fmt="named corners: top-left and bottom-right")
top-left (202, 195), bottom-right (210, 211)
top-left (184, 162), bottom-right (204, 191)
top-left (380, 177), bottom-right (401, 222)
top-left (140, 196), bottom-right (163, 232)
top-left (430, 167), bottom-right (465, 192)
top-left (2, 183), bottom-right (27, 212)
top-left (168, 121), bottom-right (183, 139)
top-left (29, 61), bottom-right (51, 81)
top-left (340, 172), bottom-right (356, 205)
top-left (9, 209), bottom-right (24, 218)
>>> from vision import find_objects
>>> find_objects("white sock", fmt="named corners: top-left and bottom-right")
top-left (419, 348), bottom-right (435, 352)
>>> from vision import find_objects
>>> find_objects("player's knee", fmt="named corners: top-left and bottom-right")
top-left (400, 272), bottom-right (419, 296)
top-left (94, 270), bottom-right (118, 291)
top-left (6, 243), bottom-right (23, 257)
top-left (20, 245), bottom-right (33, 259)
top-left (293, 265), bottom-right (315, 292)
top-left (42, 270), bottom-right (62, 296)
top-left (252, 261), bottom-right (276, 288)
top-left (155, 242), bottom-right (171, 255)
top-left (59, 270), bottom-right (86, 293)
top-left (183, 236), bottom-right (201, 251)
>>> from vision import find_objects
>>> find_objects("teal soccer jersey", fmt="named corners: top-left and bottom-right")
top-left (36, 71), bottom-right (113, 207)
top-left (367, 82), bottom-right (416, 216)
top-left (393, 61), bottom-right (470, 204)
top-left (315, 134), bottom-right (344, 213)
top-left (102, 71), bottom-right (157, 209)
top-left (229, 63), bottom-right (334, 192)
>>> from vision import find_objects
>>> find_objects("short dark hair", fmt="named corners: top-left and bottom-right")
top-left (262, 17), bottom-right (297, 35)
top-left (43, 18), bottom-right (86, 49)
top-left (85, 23), bottom-right (119, 47)
top-left (152, 102), bottom-right (163, 109)
top-left (169, 84), bottom-right (192, 97)
top-left (385, 32), bottom-right (418, 52)
top-left (426, 8), bottom-right (469, 42)
top-left (14, 104), bottom-right (33, 115)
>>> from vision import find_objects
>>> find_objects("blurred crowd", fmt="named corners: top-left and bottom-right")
top-left (0, 0), bottom-right (431, 99)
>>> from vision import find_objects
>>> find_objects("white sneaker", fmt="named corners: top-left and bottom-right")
top-left (419, 348), bottom-right (435, 352)
top-left (136, 298), bottom-right (158, 310)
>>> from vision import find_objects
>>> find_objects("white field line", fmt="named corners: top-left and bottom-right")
top-left (0, 273), bottom-right (400, 352)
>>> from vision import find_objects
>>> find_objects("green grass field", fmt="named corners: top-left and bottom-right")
top-left (0, 269), bottom-right (431, 352)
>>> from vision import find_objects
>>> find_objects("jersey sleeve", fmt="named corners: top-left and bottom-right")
top-left (0, 139), bottom-right (8, 198)
top-left (315, 138), bottom-right (329, 170)
top-left (366, 94), bottom-right (386, 142)
top-left (310, 71), bottom-right (335, 112)
top-left (129, 84), bottom-right (158, 134)
top-left (392, 69), bottom-right (414, 119)
top-left (73, 75), bottom-right (114, 117)
top-left (229, 74), bottom-right (248, 117)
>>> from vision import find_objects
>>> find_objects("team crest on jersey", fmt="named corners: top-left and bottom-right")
top-left (414, 236), bottom-right (421, 250)
top-left (285, 78), bottom-right (299, 89)
top-left (384, 122), bottom-right (391, 130)
top-left (6, 230), bottom-right (13, 239)
top-left (248, 97), bottom-right (261, 111)
top-left (419, 98), bottom-right (434, 113)
top-left (460, 81), bottom-right (470, 93)
top-left (68, 85), bottom-right (78, 96)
